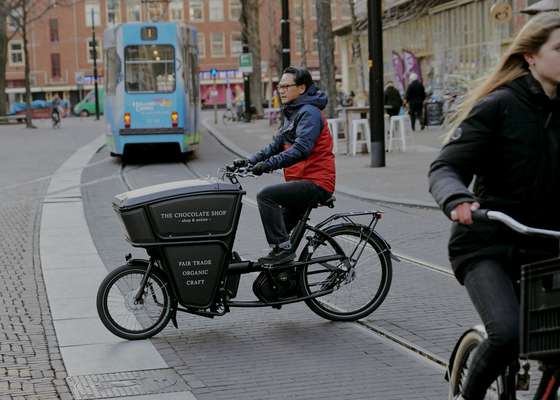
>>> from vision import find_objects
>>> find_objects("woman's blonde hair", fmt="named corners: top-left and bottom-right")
top-left (444, 13), bottom-right (560, 142)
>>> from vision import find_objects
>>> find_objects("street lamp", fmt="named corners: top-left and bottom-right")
top-left (91, 8), bottom-right (100, 120)
top-left (368, 0), bottom-right (385, 167)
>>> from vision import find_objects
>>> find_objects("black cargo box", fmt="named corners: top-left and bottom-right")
top-left (113, 179), bottom-right (244, 245)
top-left (521, 258), bottom-right (560, 360)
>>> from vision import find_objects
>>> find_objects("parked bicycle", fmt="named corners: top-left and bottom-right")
top-left (97, 164), bottom-right (394, 340)
top-left (447, 210), bottom-right (560, 400)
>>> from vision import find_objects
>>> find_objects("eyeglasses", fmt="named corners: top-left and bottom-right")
top-left (277, 84), bottom-right (297, 91)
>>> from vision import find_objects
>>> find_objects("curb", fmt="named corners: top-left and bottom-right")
top-left (202, 119), bottom-right (439, 210)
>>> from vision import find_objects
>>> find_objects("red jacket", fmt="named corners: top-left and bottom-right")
top-left (283, 115), bottom-right (336, 193)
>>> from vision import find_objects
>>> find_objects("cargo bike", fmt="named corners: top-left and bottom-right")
top-left (97, 165), bottom-right (393, 340)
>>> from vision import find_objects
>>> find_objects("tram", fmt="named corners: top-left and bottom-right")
top-left (103, 22), bottom-right (200, 157)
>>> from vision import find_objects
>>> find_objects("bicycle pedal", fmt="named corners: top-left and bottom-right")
top-left (516, 362), bottom-right (530, 391)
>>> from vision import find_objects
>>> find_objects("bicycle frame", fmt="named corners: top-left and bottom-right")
top-left (132, 170), bottom-right (388, 318)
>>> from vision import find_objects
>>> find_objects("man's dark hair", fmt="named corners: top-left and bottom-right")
top-left (283, 66), bottom-right (314, 91)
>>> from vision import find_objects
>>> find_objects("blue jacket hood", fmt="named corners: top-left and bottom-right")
top-left (284, 84), bottom-right (327, 115)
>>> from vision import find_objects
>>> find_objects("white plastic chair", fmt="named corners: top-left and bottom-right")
top-left (326, 118), bottom-right (339, 154)
top-left (351, 119), bottom-right (371, 156)
top-left (388, 115), bottom-right (408, 152)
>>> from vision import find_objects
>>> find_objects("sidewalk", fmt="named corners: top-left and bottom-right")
top-left (202, 111), bottom-right (446, 208)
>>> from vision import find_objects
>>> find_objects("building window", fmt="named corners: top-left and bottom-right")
top-left (169, 0), bottom-right (183, 21)
top-left (87, 39), bottom-right (102, 63)
top-left (231, 32), bottom-right (242, 56)
top-left (229, 0), bottom-right (241, 20)
top-left (292, 0), bottom-right (302, 18)
top-left (211, 32), bottom-right (224, 57)
top-left (309, 0), bottom-right (316, 19)
top-left (51, 53), bottom-right (61, 78)
top-left (107, 0), bottom-right (121, 25)
top-left (197, 32), bottom-right (205, 57)
top-left (340, 0), bottom-right (350, 19)
top-left (85, 1), bottom-right (101, 26)
top-left (312, 31), bottom-right (318, 52)
top-left (8, 41), bottom-right (24, 66)
top-left (126, 0), bottom-right (141, 21)
top-left (295, 30), bottom-right (305, 55)
top-left (189, 0), bottom-right (203, 21)
top-left (209, 0), bottom-right (224, 21)
top-left (49, 18), bottom-right (59, 42)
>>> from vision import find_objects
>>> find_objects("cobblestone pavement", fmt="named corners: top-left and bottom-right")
top-left (0, 118), bottom-right (101, 400)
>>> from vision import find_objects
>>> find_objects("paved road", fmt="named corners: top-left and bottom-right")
top-left (81, 120), bottom-right (481, 399)
top-left (0, 118), bottom-right (101, 400)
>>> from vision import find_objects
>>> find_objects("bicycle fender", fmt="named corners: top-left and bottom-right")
top-left (445, 324), bottom-right (487, 381)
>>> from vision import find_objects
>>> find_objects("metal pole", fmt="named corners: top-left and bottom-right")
top-left (368, 0), bottom-right (385, 167)
top-left (91, 9), bottom-right (100, 120)
top-left (242, 41), bottom-right (251, 122)
top-left (281, 0), bottom-right (290, 71)
top-left (213, 75), bottom-right (218, 124)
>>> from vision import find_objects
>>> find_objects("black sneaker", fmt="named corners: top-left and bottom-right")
top-left (258, 247), bottom-right (296, 265)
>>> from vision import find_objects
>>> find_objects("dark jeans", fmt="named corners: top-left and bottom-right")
top-left (408, 102), bottom-right (424, 131)
top-left (461, 258), bottom-right (520, 400)
top-left (256, 180), bottom-right (331, 246)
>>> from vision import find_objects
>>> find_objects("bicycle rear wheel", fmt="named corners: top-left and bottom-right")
top-left (298, 224), bottom-right (392, 321)
top-left (448, 330), bottom-right (507, 400)
top-left (97, 262), bottom-right (175, 340)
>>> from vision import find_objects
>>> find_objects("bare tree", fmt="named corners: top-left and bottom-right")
top-left (298, 0), bottom-right (307, 68)
top-left (240, 0), bottom-right (263, 117)
top-left (1, 0), bottom-right (70, 127)
top-left (315, 0), bottom-right (336, 118)
top-left (0, 4), bottom-right (8, 116)
top-left (348, 0), bottom-right (365, 96)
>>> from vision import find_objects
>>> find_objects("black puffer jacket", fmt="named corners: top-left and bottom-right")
top-left (429, 74), bottom-right (560, 283)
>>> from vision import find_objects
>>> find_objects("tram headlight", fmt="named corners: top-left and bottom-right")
top-left (171, 111), bottom-right (179, 128)
top-left (123, 112), bottom-right (131, 128)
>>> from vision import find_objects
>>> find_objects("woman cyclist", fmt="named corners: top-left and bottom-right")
top-left (429, 14), bottom-right (560, 400)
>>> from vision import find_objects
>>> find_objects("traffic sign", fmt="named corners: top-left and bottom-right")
top-left (210, 68), bottom-right (218, 78)
top-left (239, 53), bottom-right (253, 74)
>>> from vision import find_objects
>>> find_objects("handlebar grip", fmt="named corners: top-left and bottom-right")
top-left (471, 209), bottom-right (490, 221)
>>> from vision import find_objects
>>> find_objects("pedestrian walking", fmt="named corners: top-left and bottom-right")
top-left (405, 73), bottom-right (426, 130)
top-left (429, 14), bottom-right (560, 400)
top-left (232, 66), bottom-right (335, 265)
top-left (384, 81), bottom-right (403, 118)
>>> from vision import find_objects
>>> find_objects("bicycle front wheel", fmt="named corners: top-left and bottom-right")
top-left (299, 224), bottom-right (392, 321)
top-left (97, 262), bottom-right (175, 340)
top-left (448, 330), bottom-right (506, 400)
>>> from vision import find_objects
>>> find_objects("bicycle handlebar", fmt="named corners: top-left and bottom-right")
top-left (472, 209), bottom-right (560, 239)
top-left (220, 164), bottom-right (255, 183)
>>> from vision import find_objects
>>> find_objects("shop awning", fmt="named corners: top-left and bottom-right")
top-left (521, 0), bottom-right (559, 14)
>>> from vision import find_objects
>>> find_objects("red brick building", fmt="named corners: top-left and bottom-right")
top-left (5, 0), bottom-right (350, 108)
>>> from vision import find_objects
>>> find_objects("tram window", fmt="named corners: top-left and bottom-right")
top-left (124, 44), bottom-right (175, 93)
top-left (105, 47), bottom-right (120, 95)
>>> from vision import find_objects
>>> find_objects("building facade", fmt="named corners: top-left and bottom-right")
top-left (5, 0), bottom-right (350, 109)
top-left (335, 0), bottom-right (546, 97)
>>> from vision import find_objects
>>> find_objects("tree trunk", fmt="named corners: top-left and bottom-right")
top-left (0, 7), bottom-right (7, 116)
top-left (315, 0), bottom-right (336, 118)
top-left (240, 0), bottom-right (263, 117)
top-left (349, 0), bottom-right (365, 96)
top-left (299, 0), bottom-right (306, 68)
top-left (22, 4), bottom-right (34, 128)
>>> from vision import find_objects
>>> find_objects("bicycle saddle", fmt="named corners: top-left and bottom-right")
top-left (316, 196), bottom-right (336, 209)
